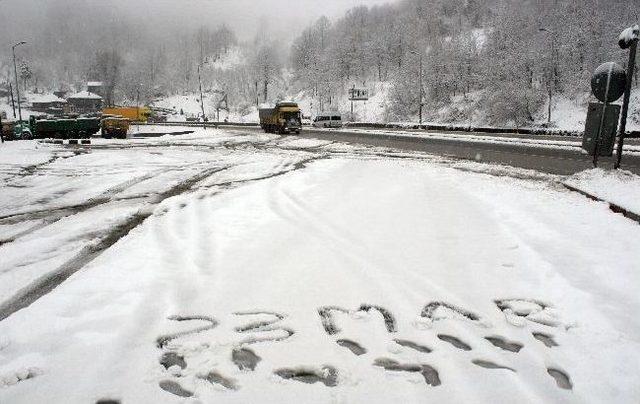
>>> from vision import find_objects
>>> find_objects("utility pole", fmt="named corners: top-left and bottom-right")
top-left (255, 81), bottom-right (259, 107)
top-left (350, 85), bottom-right (354, 122)
top-left (615, 25), bottom-right (639, 169)
top-left (12, 41), bottom-right (27, 125)
top-left (539, 28), bottom-right (556, 124)
top-left (410, 50), bottom-right (424, 125)
top-left (9, 83), bottom-right (16, 118)
top-left (197, 60), bottom-right (208, 130)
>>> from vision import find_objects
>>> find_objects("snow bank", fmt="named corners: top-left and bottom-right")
top-left (564, 168), bottom-right (640, 214)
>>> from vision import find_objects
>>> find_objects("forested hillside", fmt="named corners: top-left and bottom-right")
top-left (291, 0), bottom-right (640, 125)
top-left (1, 0), bottom-right (638, 126)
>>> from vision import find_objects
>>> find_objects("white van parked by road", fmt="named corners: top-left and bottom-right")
top-left (312, 113), bottom-right (343, 128)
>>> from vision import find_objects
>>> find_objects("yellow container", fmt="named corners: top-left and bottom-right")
top-left (103, 107), bottom-right (150, 122)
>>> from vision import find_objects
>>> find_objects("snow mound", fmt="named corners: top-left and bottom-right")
top-left (564, 168), bottom-right (640, 214)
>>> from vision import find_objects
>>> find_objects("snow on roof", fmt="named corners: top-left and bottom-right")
top-left (68, 91), bottom-right (102, 100)
top-left (87, 81), bottom-right (103, 87)
top-left (29, 93), bottom-right (66, 103)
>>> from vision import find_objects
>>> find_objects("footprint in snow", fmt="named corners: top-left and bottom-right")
top-left (438, 334), bottom-right (472, 351)
top-left (472, 359), bottom-right (516, 372)
top-left (485, 336), bottom-right (523, 353)
top-left (159, 380), bottom-right (193, 397)
top-left (336, 339), bottom-right (367, 356)
top-left (274, 365), bottom-right (339, 387)
top-left (232, 347), bottom-right (261, 371)
top-left (547, 368), bottom-right (572, 390)
top-left (533, 332), bottom-right (559, 348)
top-left (373, 358), bottom-right (441, 387)
top-left (393, 339), bottom-right (432, 353)
top-left (200, 370), bottom-right (238, 390)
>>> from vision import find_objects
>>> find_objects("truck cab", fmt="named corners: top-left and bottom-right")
top-left (259, 102), bottom-right (302, 134)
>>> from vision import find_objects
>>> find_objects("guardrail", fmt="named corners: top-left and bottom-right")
top-left (137, 121), bottom-right (260, 128)
top-left (136, 120), bottom-right (640, 139)
top-left (343, 122), bottom-right (584, 137)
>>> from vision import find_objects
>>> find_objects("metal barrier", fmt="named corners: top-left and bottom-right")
top-left (135, 120), bottom-right (640, 139)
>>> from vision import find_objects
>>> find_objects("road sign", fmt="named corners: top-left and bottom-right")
top-left (591, 62), bottom-right (626, 103)
top-left (583, 102), bottom-right (620, 157)
top-left (349, 88), bottom-right (369, 101)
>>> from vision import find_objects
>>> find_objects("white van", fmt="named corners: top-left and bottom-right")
top-left (312, 113), bottom-right (343, 128)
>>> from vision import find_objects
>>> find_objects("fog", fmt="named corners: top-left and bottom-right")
top-left (0, 0), bottom-right (397, 42)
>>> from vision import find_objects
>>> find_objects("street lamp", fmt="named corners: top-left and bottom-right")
top-left (539, 28), bottom-right (557, 124)
top-left (197, 60), bottom-right (209, 130)
top-left (12, 41), bottom-right (27, 126)
top-left (409, 50), bottom-right (424, 125)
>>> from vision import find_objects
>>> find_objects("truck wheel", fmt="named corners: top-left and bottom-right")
top-left (296, 130), bottom-right (301, 135)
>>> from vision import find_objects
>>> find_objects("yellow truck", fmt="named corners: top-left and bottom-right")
top-left (101, 116), bottom-right (130, 139)
top-left (103, 107), bottom-right (151, 123)
top-left (259, 102), bottom-right (302, 134)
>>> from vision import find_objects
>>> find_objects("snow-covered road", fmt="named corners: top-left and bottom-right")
top-left (0, 129), bottom-right (639, 403)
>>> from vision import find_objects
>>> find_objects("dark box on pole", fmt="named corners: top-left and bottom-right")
top-left (582, 102), bottom-right (620, 156)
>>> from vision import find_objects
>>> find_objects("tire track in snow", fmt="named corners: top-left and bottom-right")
top-left (0, 169), bottom-right (176, 247)
top-left (0, 166), bottom-right (228, 322)
top-left (0, 149), bottom-right (88, 184)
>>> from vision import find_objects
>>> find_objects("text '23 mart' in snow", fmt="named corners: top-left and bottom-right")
top-left (0, 130), bottom-right (639, 403)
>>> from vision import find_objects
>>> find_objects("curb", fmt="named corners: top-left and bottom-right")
top-left (562, 183), bottom-right (640, 224)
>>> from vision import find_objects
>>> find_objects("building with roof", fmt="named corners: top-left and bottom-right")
top-left (87, 82), bottom-right (104, 97)
top-left (67, 91), bottom-right (103, 113)
top-left (30, 93), bottom-right (67, 114)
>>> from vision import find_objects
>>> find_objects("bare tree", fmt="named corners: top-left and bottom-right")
top-left (92, 49), bottom-right (124, 107)
top-left (251, 43), bottom-right (282, 103)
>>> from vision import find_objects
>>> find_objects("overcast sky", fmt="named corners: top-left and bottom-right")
top-left (132, 0), bottom-right (398, 40)
top-left (0, 0), bottom-right (399, 49)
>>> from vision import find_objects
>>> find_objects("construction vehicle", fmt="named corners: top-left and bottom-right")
top-left (1, 115), bottom-right (100, 140)
top-left (28, 116), bottom-right (100, 139)
top-left (103, 107), bottom-right (151, 122)
top-left (1, 118), bottom-right (15, 140)
top-left (259, 102), bottom-right (302, 134)
top-left (101, 116), bottom-right (130, 139)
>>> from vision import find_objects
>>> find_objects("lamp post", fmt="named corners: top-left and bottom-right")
top-left (539, 28), bottom-right (557, 124)
top-left (197, 60), bottom-right (208, 130)
top-left (12, 41), bottom-right (27, 125)
top-left (409, 50), bottom-right (424, 125)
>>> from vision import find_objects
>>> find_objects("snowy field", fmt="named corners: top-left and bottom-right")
top-left (0, 128), bottom-right (639, 403)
